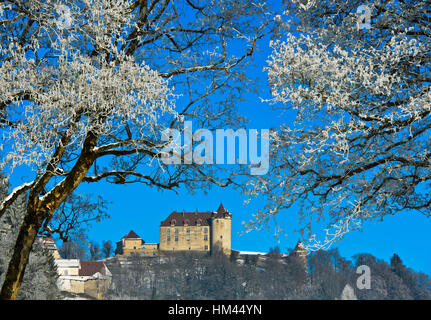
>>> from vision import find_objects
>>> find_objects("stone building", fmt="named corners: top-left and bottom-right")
top-left (115, 230), bottom-right (160, 256)
top-left (113, 204), bottom-right (233, 257)
top-left (115, 230), bottom-right (143, 256)
top-left (55, 259), bottom-right (112, 300)
top-left (159, 204), bottom-right (232, 254)
top-left (141, 243), bottom-right (159, 256)
top-left (38, 237), bottom-right (113, 299)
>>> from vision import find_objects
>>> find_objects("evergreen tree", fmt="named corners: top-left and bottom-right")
top-left (0, 175), bottom-right (61, 300)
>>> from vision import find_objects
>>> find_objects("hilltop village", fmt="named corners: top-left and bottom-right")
top-left (39, 204), bottom-right (307, 299)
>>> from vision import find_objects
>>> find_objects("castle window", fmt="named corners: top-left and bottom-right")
top-left (184, 219), bottom-right (189, 226)
top-left (204, 228), bottom-right (208, 233)
top-left (175, 235), bottom-right (178, 242)
top-left (204, 245), bottom-right (208, 251)
top-left (186, 228), bottom-right (190, 233)
top-left (167, 229), bottom-right (170, 233)
top-left (171, 219), bottom-right (176, 226)
top-left (167, 235), bottom-right (171, 242)
top-left (196, 219), bottom-right (202, 226)
top-left (186, 235), bottom-right (190, 241)
top-left (204, 234), bottom-right (208, 241)
top-left (175, 228), bottom-right (179, 233)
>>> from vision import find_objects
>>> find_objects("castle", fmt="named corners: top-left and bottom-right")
top-left (115, 203), bottom-right (232, 256)
top-left (36, 203), bottom-right (306, 300)
top-left (114, 203), bottom-right (307, 271)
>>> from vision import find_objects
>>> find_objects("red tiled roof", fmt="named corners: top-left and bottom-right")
top-left (160, 205), bottom-right (231, 227)
top-left (213, 203), bottom-right (231, 218)
top-left (161, 211), bottom-right (212, 227)
top-left (217, 203), bottom-right (226, 214)
top-left (79, 261), bottom-right (106, 276)
top-left (122, 230), bottom-right (141, 239)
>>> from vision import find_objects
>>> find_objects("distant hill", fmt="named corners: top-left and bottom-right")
top-left (104, 248), bottom-right (431, 300)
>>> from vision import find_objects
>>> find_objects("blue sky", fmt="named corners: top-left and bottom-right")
top-left (78, 35), bottom-right (431, 275)
top-left (80, 173), bottom-right (431, 275)
top-left (5, 0), bottom-right (431, 276)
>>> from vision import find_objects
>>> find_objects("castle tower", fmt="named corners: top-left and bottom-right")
top-left (293, 240), bottom-right (308, 272)
top-left (115, 230), bottom-right (145, 256)
top-left (210, 203), bottom-right (232, 255)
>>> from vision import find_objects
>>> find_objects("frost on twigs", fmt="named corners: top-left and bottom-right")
top-left (245, 0), bottom-right (431, 252)
top-left (0, 0), bottom-right (273, 298)
top-left (0, 0), bottom-right (176, 174)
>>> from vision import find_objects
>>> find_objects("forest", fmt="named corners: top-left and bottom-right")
top-left (103, 249), bottom-right (431, 300)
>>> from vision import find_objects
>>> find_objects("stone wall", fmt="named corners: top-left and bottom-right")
top-left (159, 225), bottom-right (211, 252)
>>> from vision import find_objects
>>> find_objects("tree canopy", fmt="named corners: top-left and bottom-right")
top-left (0, 0), bottom-right (273, 299)
top-left (245, 0), bottom-right (430, 250)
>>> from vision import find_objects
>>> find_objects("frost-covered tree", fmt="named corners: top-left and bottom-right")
top-left (245, 0), bottom-right (431, 250)
top-left (0, 0), bottom-right (273, 298)
top-left (0, 176), bottom-right (60, 300)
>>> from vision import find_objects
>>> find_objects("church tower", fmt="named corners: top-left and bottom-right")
top-left (210, 203), bottom-right (232, 255)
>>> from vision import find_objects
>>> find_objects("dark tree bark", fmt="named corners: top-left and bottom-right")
top-left (0, 133), bottom-right (98, 299)
top-left (0, 208), bottom-right (45, 299)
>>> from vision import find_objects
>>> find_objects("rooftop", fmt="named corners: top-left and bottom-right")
top-left (160, 204), bottom-right (231, 227)
top-left (79, 261), bottom-right (108, 277)
top-left (122, 230), bottom-right (142, 240)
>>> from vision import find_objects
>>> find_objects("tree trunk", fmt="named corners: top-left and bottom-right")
top-left (0, 131), bottom-right (98, 299)
top-left (0, 208), bottom-right (45, 300)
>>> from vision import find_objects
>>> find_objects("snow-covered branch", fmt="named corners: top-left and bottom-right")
top-left (245, 0), bottom-right (431, 250)
top-left (0, 182), bottom-right (34, 219)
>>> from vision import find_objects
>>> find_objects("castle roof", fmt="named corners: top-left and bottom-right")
top-left (122, 230), bottom-right (142, 240)
top-left (217, 203), bottom-right (226, 214)
top-left (161, 211), bottom-right (212, 226)
top-left (294, 240), bottom-right (306, 251)
top-left (213, 203), bottom-right (231, 219)
top-left (160, 205), bottom-right (231, 227)
top-left (293, 240), bottom-right (307, 257)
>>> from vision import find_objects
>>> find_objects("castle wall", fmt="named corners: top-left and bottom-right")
top-left (58, 277), bottom-right (111, 300)
top-left (120, 239), bottom-right (144, 256)
top-left (142, 243), bottom-right (159, 256)
top-left (160, 225), bottom-right (211, 252)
